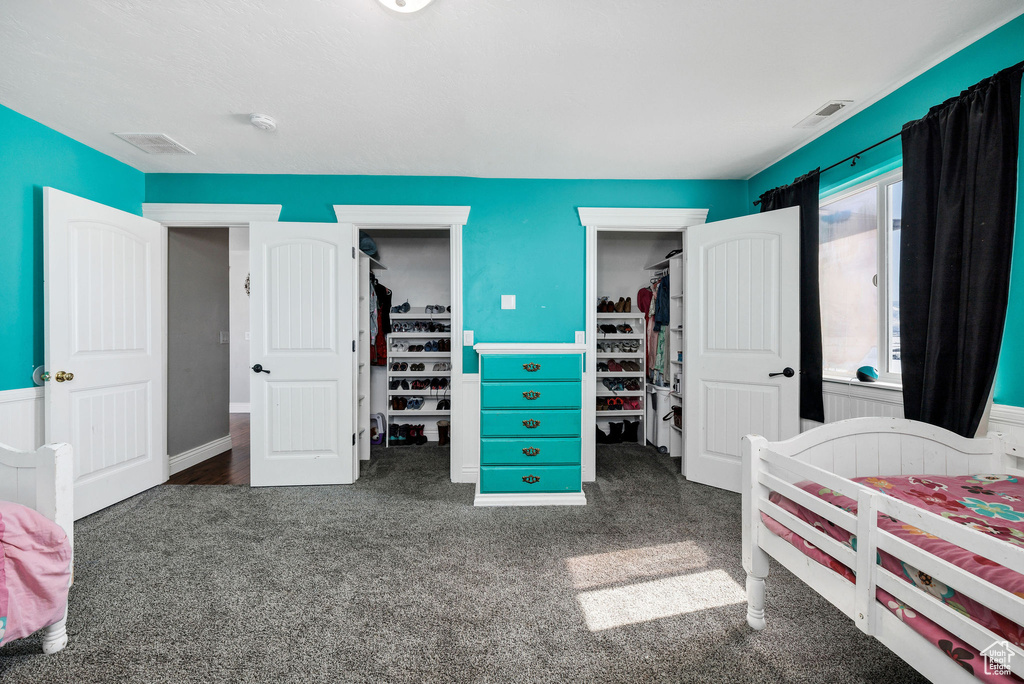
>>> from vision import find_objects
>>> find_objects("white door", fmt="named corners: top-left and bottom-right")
top-left (685, 207), bottom-right (801, 492)
top-left (249, 222), bottom-right (359, 486)
top-left (44, 187), bottom-right (166, 519)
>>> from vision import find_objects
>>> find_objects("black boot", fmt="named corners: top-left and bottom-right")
top-left (437, 420), bottom-right (450, 446)
top-left (596, 425), bottom-right (610, 444)
top-left (608, 421), bottom-right (624, 444)
top-left (622, 419), bottom-right (639, 443)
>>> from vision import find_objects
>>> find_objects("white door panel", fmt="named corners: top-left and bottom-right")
top-left (685, 207), bottom-right (800, 492)
top-left (44, 187), bottom-right (166, 519)
top-left (249, 222), bottom-right (358, 486)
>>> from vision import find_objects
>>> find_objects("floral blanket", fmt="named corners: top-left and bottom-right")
top-left (762, 474), bottom-right (1024, 682)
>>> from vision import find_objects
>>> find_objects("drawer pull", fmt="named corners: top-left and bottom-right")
top-left (522, 419), bottom-right (540, 429)
top-left (522, 447), bottom-right (540, 457)
top-left (522, 390), bottom-right (541, 400)
top-left (523, 363), bottom-right (541, 372)
top-left (523, 475), bottom-right (540, 484)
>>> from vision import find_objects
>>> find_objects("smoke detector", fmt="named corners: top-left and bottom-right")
top-left (794, 100), bottom-right (854, 128)
top-left (249, 113), bottom-right (277, 131)
top-left (378, 0), bottom-right (434, 13)
top-left (114, 133), bottom-right (195, 155)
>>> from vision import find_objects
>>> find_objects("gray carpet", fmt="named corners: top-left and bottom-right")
top-left (0, 444), bottom-right (927, 683)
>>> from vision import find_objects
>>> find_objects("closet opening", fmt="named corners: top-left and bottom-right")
top-left (165, 225), bottom-right (251, 485)
top-left (358, 227), bottom-right (454, 471)
top-left (592, 230), bottom-right (683, 460)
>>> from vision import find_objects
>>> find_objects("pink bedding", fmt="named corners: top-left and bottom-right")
top-left (0, 501), bottom-right (72, 647)
top-left (762, 474), bottom-right (1024, 682)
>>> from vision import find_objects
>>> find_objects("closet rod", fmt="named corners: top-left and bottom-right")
top-left (752, 130), bottom-right (902, 206)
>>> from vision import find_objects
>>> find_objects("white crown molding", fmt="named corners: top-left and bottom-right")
top-left (577, 207), bottom-right (709, 228)
top-left (0, 386), bottom-right (44, 403)
top-left (333, 205), bottom-right (471, 226)
top-left (168, 435), bottom-right (232, 475)
top-left (473, 342), bottom-right (587, 354)
top-left (991, 404), bottom-right (1024, 429)
top-left (142, 204), bottom-right (283, 227)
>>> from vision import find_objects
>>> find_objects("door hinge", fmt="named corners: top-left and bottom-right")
top-left (352, 433), bottom-right (356, 445)
top-left (352, 246), bottom-right (356, 259)
top-left (352, 340), bottom-right (356, 352)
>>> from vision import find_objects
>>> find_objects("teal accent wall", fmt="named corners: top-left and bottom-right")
top-left (747, 14), bottom-right (1024, 408)
top-left (0, 104), bottom-right (145, 392)
top-left (145, 174), bottom-right (748, 371)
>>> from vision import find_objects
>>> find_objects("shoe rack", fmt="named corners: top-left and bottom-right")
top-left (385, 307), bottom-right (452, 447)
top-left (595, 302), bottom-right (646, 445)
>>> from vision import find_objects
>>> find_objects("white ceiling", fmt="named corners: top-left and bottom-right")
top-left (1, 1), bottom-right (1021, 179)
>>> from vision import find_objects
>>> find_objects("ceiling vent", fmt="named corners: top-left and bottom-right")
top-left (114, 133), bottom-right (195, 155)
top-left (794, 100), bottom-right (853, 129)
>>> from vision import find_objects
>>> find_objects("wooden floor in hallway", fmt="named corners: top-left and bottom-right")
top-left (166, 413), bottom-right (250, 485)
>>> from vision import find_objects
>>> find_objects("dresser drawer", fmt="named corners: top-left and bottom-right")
top-left (480, 438), bottom-right (580, 466)
top-left (480, 354), bottom-right (582, 381)
top-left (479, 465), bottom-right (581, 494)
top-left (480, 410), bottom-right (581, 438)
top-left (481, 381), bottom-right (581, 410)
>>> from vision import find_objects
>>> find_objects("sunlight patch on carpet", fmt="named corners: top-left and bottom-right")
top-left (576, 569), bottom-right (745, 631)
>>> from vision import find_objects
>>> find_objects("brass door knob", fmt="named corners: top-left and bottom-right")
top-left (55, 371), bottom-right (74, 382)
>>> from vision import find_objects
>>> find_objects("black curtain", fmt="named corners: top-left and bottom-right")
top-left (900, 60), bottom-right (1023, 437)
top-left (758, 169), bottom-right (824, 423)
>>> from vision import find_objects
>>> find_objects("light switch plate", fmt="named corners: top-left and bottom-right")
top-left (244, 331), bottom-right (251, 341)
top-left (575, 331), bottom-right (586, 344)
top-left (219, 331), bottom-right (229, 344)
top-left (463, 330), bottom-right (474, 346)
top-left (501, 294), bottom-right (516, 310)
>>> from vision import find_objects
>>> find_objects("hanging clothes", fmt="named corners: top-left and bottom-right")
top-left (653, 272), bottom-right (670, 331)
top-left (371, 276), bottom-right (392, 366)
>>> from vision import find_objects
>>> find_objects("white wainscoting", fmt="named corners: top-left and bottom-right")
top-left (990, 404), bottom-right (1024, 444)
top-left (461, 374), bottom-right (480, 483)
top-left (0, 387), bottom-right (44, 451)
top-left (800, 380), bottom-right (904, 433)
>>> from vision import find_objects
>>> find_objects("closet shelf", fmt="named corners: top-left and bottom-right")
top-left (389, 371), bottom-right (451, 377)
top-left (389, 351), bottom-right (453, 358)
top-left (671, 424), bottom-right (682, 433)
top-left (597, 371), bottom-right (644, 378)
top-left (596, 333), bottom-right (643, 340)
top-left (390, 307), bottom-right (450, 320)
top-left (596, 312), bottom-right (644, 319)
top-left (390, 409), bottom-right (451, 416)
top-left (596, 352), bottom-right (643, 359)
top-left (596, 409), bottom-right (645, 418)
top-left (671, 360), bottom-right (683, 365)
top-left (671, 294), bottom-right (685, 300)
top-left (596, 390), bottom-right (644, 397)
top-left (389, 332), bottom-right (451, 338)
top-left (362, 251), bottom-right (387, 270)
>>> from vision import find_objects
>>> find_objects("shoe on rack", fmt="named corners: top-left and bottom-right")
top-left (617, 324), bottom-right (633, 334)
top-left (388, 424), bottom-right (400, 446)
top-left (401, 379), bottom-right (410, 390)
top-left (608, 360), bottom-right (623, 372)
top-left (624, 297), bottom-right (632, 313)
top-left (608, 421), bottom-right (624, 444)
top-left (600, 324), bottom-right (618, 334)
top-left (623, 419), bottom-right (639, 442)
top-left (437, 420), bottom-right (450, 446)
top-left (389, 379), bottom-right (400, 390)
top-left (615, 297), bottom-right (625, 312)
top-left (391, 301), bottom-right (411, 314)
top-left (597, 362), bottom-right (609, 372)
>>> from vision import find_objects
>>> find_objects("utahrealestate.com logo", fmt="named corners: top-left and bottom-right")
top-left (981, 640), bottom-right (1015, 676)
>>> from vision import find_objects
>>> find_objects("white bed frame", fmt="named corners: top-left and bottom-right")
top-left (743, 417), bottom-right (1024, 683)
top-left (0, 441), bottom-right (74, 654)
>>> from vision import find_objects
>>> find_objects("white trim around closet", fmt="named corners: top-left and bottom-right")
top-left (334, 205), bottom-right (472, 484)
top-left (578, 207), bottom-right (709, 482)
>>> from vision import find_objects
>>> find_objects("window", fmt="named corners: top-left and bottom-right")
top-left (818, 170), bottom-right (902, 381)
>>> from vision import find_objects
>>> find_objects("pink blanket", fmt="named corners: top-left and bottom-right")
top-left (763, 474), bottom-right (1024, 682)
top-left (0, 501), bottom-right (72, 646)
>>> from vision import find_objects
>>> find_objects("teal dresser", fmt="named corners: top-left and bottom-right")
top-left (474, 343), bottom-right (587, 506)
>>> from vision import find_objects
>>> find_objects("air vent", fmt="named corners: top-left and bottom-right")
top-left (794, 100), bottom-right (853, 129)
top-left (114, 133), bottom-right (195, 155)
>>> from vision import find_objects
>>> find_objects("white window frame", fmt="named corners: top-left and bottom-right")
top-left (819, 168), bottom-right (903, 385)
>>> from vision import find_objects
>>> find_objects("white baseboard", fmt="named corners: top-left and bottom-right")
top-left (229, 403), bottom-right (250, 414)
top-left (0, 386), bottom-right (45, 451)
top-left (474, 491), bottom-right (587, 507)
top-left (168, 435), bottom-right (232, 475)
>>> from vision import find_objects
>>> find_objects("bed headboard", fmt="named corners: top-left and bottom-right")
top-left (0, 442), bottom-right (74, 550)
top-left (752, 417), bottom-right (1014, 480)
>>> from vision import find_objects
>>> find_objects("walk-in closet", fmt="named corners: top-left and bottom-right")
top-left (594, 231), bottom-right (683, 454)
top-left (358, 229), bottom-right (453, 453)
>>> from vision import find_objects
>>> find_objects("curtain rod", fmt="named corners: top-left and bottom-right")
top-left (753, 130), bottom-right (902, 206)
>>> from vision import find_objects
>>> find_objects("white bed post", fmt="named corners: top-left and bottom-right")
top-left (742, 435), bottom-right (770, 630)
top-left (853, 489), bottom-right (880, 636)
top-left (37, 442), bottom-right (73, 654)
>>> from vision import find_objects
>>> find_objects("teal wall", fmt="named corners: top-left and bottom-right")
top-left (145, 174), bottom-right (748, 371)
top-left (747, 14), bottom-right (1024, 408)
top-left (0, 104), bottom-right (145, 392)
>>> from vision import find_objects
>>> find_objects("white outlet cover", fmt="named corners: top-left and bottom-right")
top-left (463, 330), bottom-right (474, 346)
top-left (501, 294), bottom-right (516, 310)
top-left (575, 331), bottom-right (586, 344)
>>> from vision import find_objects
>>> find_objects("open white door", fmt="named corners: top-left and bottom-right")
top-left (44, 188), bottom-right (167, 519)
top-left (685, 207), bottom-right (801, 492)
top-left (249, 222), bottom-right (359, 487)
